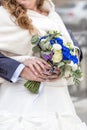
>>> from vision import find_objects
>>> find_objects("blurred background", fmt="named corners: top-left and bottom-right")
top-left (53, 0), bottom-right (87, 124)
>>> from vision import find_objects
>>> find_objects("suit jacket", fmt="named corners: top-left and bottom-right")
top-left (0, 31), bottom-right (83, 82)
top-left (0, 53), bottom-right (21, 82)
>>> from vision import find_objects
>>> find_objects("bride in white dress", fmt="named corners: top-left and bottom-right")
top-left (0, 0), bottom-right (87, 129)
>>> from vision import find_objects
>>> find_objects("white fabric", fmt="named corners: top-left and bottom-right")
top-left (0, 0), bottom-right (87, 129)
top-left (0, 0), bottom-right (74, 56)
top-left (11, 64), bottom-right (25, 83)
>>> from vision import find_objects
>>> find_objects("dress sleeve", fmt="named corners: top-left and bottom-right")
top-left (50, 11), bottom-right (74, 45)
top-left (0, 6), bottom-right (17, 29)
top-left (0, 6), bottom-right (7, 26)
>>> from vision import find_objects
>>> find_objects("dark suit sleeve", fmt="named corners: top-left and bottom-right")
top-left (0, 53), bottom-right (21, 81)
top-left (68, 29), bottom-right (83, 62)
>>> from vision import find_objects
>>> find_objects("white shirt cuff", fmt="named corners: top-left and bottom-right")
top-left (11, 64), bottom-right (25, 83)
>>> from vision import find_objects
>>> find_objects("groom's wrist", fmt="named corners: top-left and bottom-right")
top-left (11, 64), bottom-right (25, 83)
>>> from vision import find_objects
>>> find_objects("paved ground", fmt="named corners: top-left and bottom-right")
top-left (72, 97), bottom-right (87, 124)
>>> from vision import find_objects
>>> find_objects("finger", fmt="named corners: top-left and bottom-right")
top-left (48, 78), bottom-right (58, 82)
top-left (33, 63), bottom-right (43, 75)
top-left (50, 67), bottom-right (60, 75)
top-left (38, 75), bottom-right (49, 80)
top-left (54, 66), bottom-right (59, 71)
top-left (47, 74), bottom-right (58, 79)
top-left (25, 72), bottom-right (45, 82)
top-left (53, 70), bottom-right (60, 75)
top-left (24, 60), bottom-right (42, 75)
top-left (34, 77), bottom-right (45, 82)
top-left (36, 61), bottom-right (46, 71)
top-left (53, 68), bottom-right (61, 76)
top-left (28, 64), bottom-right (38, 76)
top-left (37, 58), bottom-right (51, 68)
top-left (43, 71), bottom-right (52, 76)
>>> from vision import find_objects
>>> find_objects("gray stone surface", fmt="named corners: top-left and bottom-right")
top-left (72, 97), bottom-right (87, 124)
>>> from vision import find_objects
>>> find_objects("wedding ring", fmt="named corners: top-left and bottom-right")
top-left (51, 67), bottom-right (55, 74)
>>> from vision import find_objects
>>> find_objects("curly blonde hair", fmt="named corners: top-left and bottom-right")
top-left (2, 0), bottom-right (46, 34)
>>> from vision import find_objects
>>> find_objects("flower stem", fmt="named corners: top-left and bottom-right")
top-left (24, 81), bottom-right (40, 94)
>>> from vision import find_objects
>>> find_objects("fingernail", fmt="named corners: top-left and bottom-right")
top-left (48, 64), bottom-right (51, 67)
top-left (41, 73), bottom-right (44, 76)
top-left (35, 73), bottom-right (38, 75)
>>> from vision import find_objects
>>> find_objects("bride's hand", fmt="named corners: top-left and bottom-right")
top-left (23, 57), bottom-right (51, 75)
top-left (43, 66), bottom-right (60, 81)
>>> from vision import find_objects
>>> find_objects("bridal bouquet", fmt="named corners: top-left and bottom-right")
top-left (24, 30), bottom-right (83, 94)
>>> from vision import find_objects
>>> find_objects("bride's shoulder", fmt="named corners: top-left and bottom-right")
top-left (43, 0), bottom-right (55, 13)
top-left (0, 6), bottom-right (12, 20)
top-left (0, 6), bottom-right (10, 16)
top-left (0, 6), bottom-right (13, 26)
top-left (0, 6), bottom-right (7, 13)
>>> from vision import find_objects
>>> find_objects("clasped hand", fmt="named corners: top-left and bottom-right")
top-left (20, 57), bottom-right (60, 82)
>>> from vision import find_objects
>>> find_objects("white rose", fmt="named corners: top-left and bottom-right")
top-left (64, 70), bottom-right (71, 77)
top-left (53, 44), bottom-right (62, 51)
top-left (72, 64), bottom-right (78, 71)
top-left (69, 61), bottom-right (78, 71)
top-left (52, 50), bottom-right (62, 63)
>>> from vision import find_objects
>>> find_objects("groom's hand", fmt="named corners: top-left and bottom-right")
top-left (43, 66), bottom-right (60, 81)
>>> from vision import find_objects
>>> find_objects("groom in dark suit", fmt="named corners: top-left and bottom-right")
top-left (0, 31), bottom-right (83, 82)
top-left (0, 53), bottom-right (21, 82)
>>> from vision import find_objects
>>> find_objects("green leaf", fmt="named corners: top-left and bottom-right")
top-left (72, 68), bottom-right (83, 85)
top-left (63, 60), bottom-right (71, 64)
top-left (58, 67), bottom-right (65, 78)
top-left (39, 41), bottom-right (51, 51)
top-left (65, 65), bottom-right (72, 71)
top-left (58, 62), bottom-right (65, 68)
top-left (31, 35), bottom-right (39, 44)
top-left (73, 69), bottom-right (83, 78)
top-left (32, 46), bottom-right (41, 53)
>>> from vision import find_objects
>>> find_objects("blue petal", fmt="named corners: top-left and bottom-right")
top-left (55, 38), bottom-right (63, 45)
top-left (50, 39), bottom-right (56, 45)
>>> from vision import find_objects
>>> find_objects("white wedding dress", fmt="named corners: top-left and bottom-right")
top-left (0, 0), bottom-right (87, 130)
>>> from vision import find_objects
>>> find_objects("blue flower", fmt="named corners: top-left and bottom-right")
top-left (71, 55), bottom-right (78, 64)
top-left (50, 39), bottom-right (56, 45)
top-left (40, 36), bottom-right (47, 40)
top-left (62, 46), bottom-right (71, 59)
top-left (62, 45), bottom-right (71, 60)
top-left (55, 37), bottom-right (63, 46)
top-left (62, 45), bottom-right (70, 52)
top-left (62, 51), bottom-right (71, 60)
top-left (38, 36), bottom-right (47, 46)
top-left (62, 45), bottom-right (78, 64)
